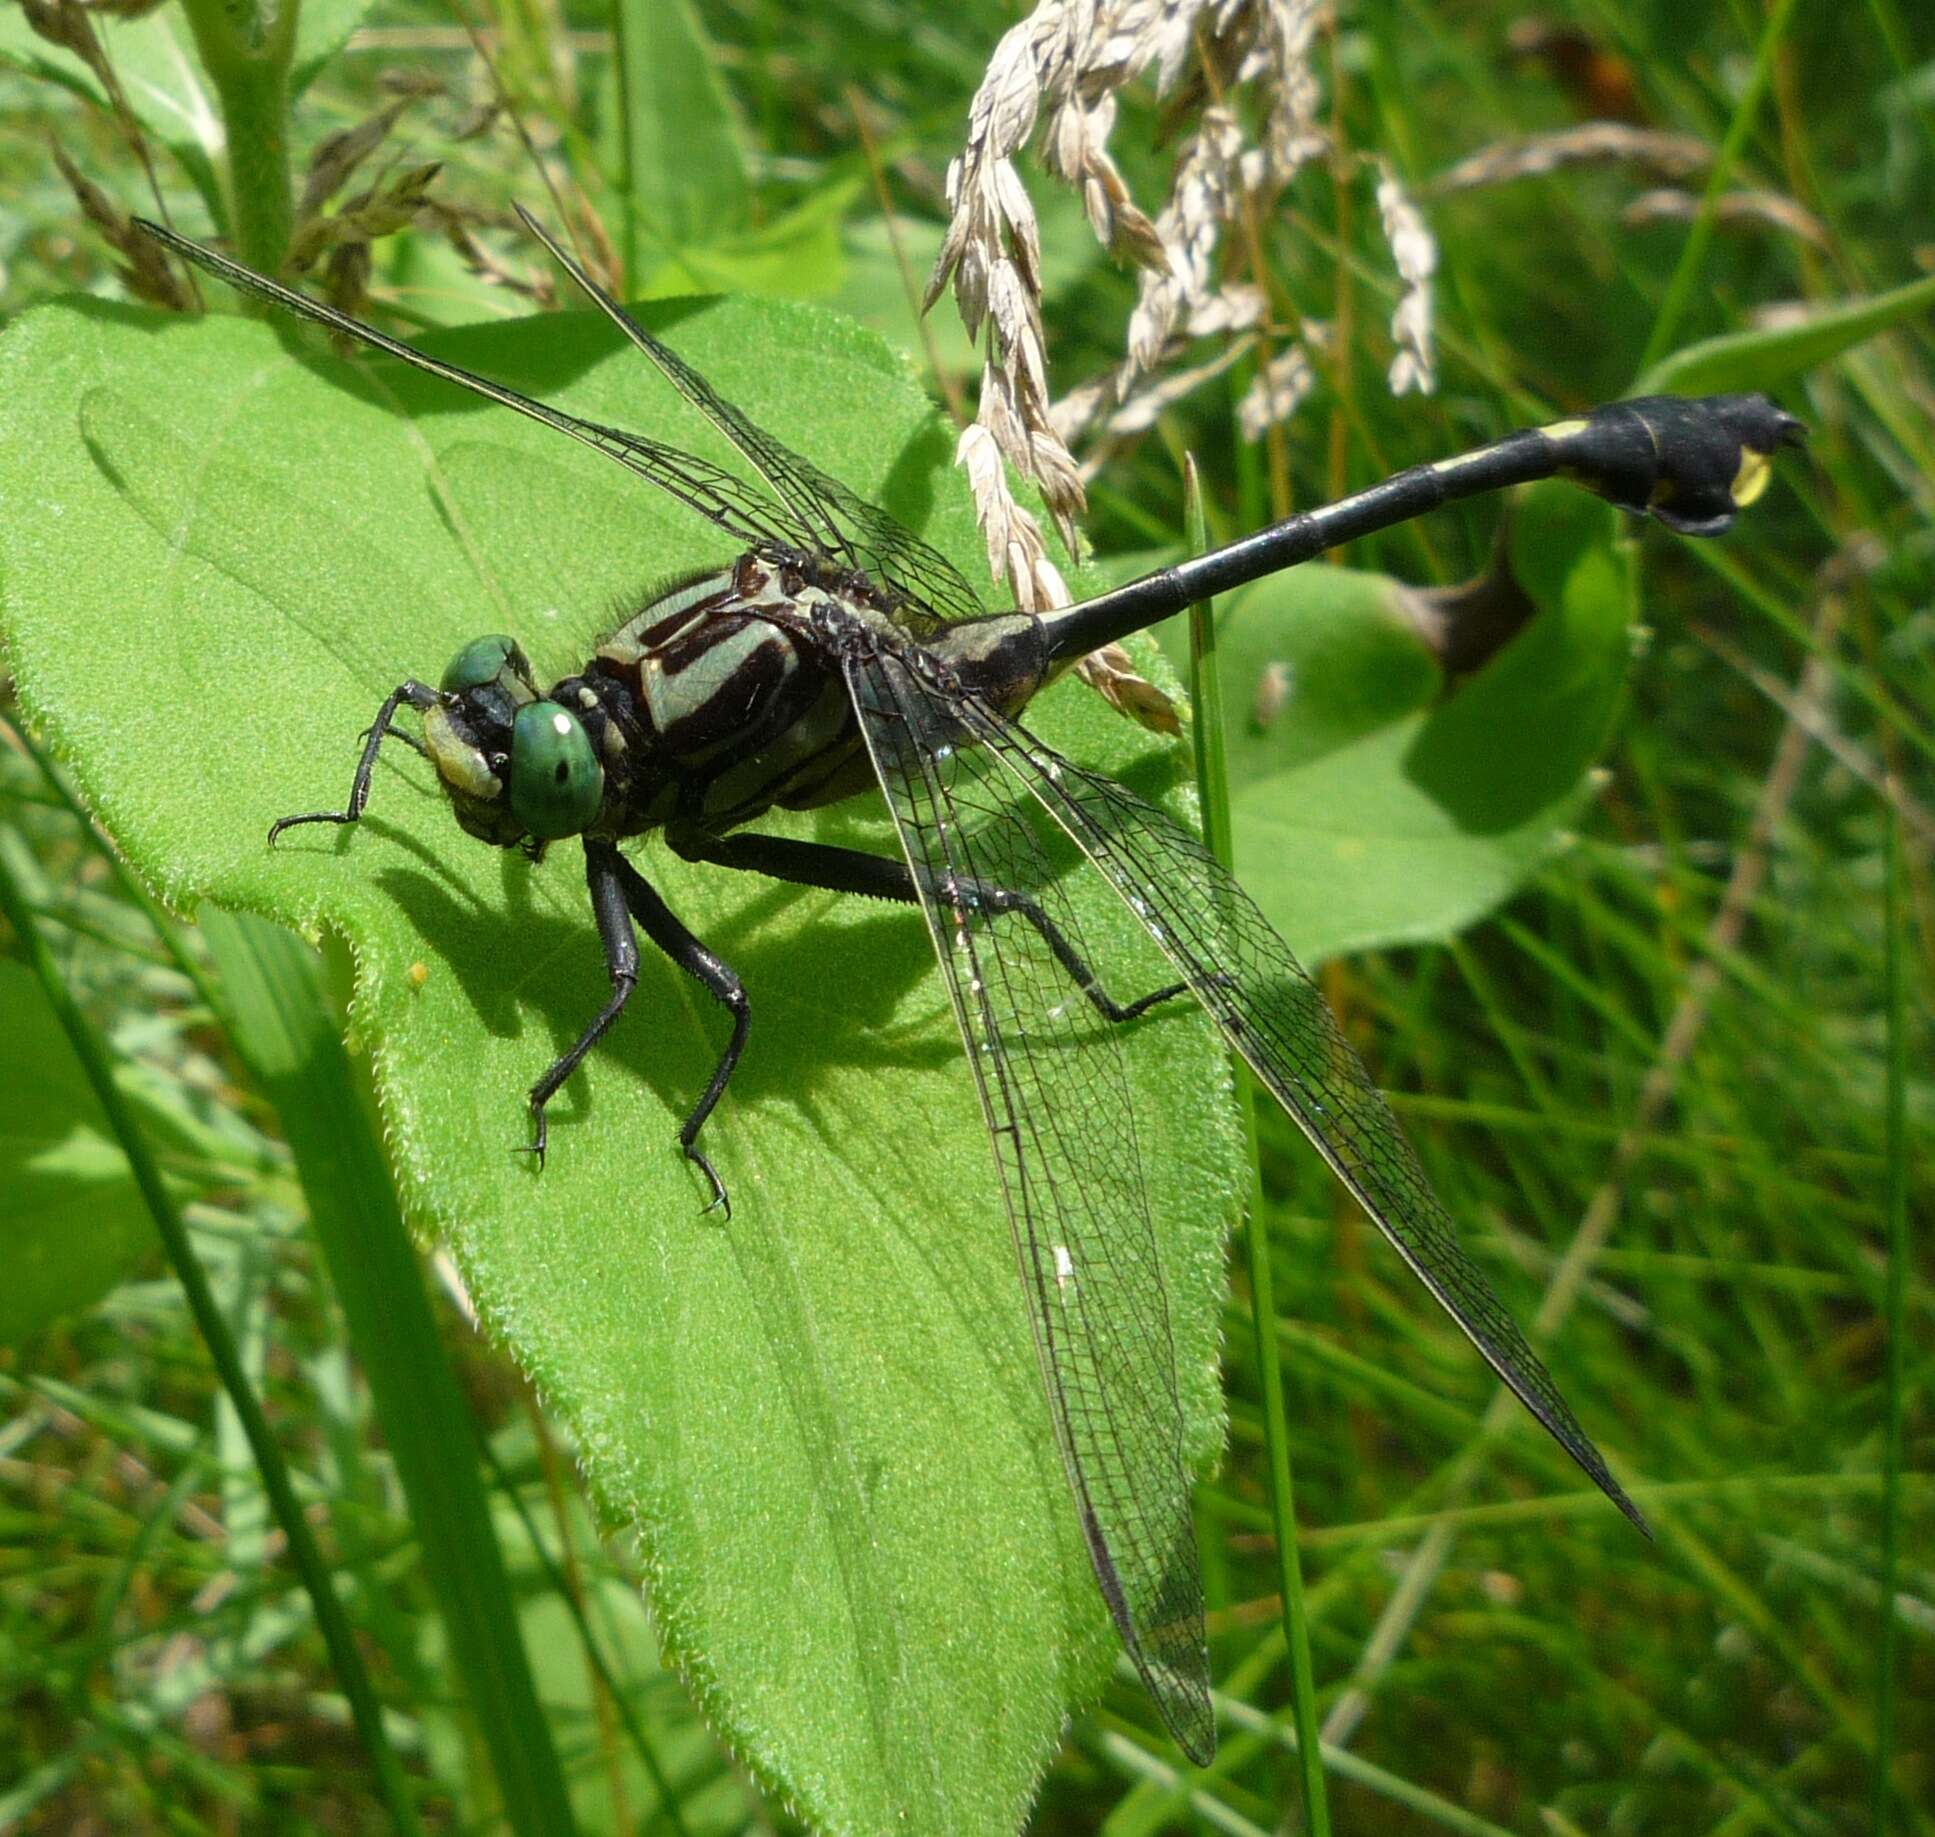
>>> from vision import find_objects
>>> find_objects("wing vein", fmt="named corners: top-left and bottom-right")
top-left (844, 647), bottom-right (1215, 1761)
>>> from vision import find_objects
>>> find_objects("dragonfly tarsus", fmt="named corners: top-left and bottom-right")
top-left (268, 678), bottom-right (438, 845)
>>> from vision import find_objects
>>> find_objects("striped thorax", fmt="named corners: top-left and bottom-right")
top-left (415, 545), bottom-right (1061, 854)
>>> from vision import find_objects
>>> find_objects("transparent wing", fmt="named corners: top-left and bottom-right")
top-left (136, 218), bottom-right (822, 561)
top-left (517, 206), bottom-right (987, 635)
top-left (844, 646), bottom-right (1214, 1763)
top-left (953, 697), bottom-right (1649, 1534)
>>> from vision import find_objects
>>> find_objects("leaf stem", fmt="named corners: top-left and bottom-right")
top-left (178, 0), bottom-right (297, 272)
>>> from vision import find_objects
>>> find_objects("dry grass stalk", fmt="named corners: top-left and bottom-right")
top-left (1376, 158), bottom-right (1435, 395)
top-left (1623, 187), bottom-right (1829, 248)
top-left (23, 0), bottom-right (180, 269)
top-left (931, 3), bottom-right (1440, 727)
top-left (1058, 336), bottom-right (1256, 470)
top-left (49, 140), bottom-right (192, 310)
top-left (1427, 122), bottom-right (1710, 195)
top-left (1236, 342), bottom-right (1315, 440)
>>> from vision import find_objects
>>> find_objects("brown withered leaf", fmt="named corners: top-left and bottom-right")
top-left (50, 142), bottom-right (192, 310)
top-left (299, 92), bottom-right (432, 220)
top-left (1074, 642), bottom-right (1182, 737)
top-left (288, 161), bottom-right (443, 276)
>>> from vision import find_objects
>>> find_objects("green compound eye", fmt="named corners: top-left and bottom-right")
top-left (509, 701), bottom-right (603, 839)
top-left (441, 634), bottom-right (529, 695)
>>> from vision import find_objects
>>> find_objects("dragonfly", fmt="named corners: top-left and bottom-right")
top-left (137, 209), bottom-right (1800, 1765)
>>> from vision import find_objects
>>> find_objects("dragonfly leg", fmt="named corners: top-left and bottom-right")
top-left (358, 723), bottom-right (430, 761)
top-left (269, 680), bottom-right (438, 845)
top-left (607, 840), bottom-right (748, 1216)
top-left (668, 825), bottom-right (1189, 1024)
top-left (524, 838), bottom-right (640, 1168)
top-left (525, 839), bottom-right (747, 1213)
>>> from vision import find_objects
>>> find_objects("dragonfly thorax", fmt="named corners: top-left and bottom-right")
top-left (568, 547), bottom-right (890, 835)
top-left (420, 553), bottom-right (931, 852)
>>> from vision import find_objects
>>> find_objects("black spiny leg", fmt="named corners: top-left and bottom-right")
top-left (525, 839), bottom-right (640, 1167)
top-left (667, 824), bottom-right (1189, 1023)
top-left (530, 839), bottom-right (750, 1210)
top-left (269, 680), bottom-right (439, 844)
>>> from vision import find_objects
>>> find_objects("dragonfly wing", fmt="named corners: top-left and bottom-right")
top-left (518, 206), bottom-right (987, 633)
top-left (135, 217), bottom-right (810, 559)
top-left (954, 697), bottom-right (1650, 1535)
top-left (844, 645), bottom-right (1215, 1763)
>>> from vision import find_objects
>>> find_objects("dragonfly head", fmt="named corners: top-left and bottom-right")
top-left (425, 635), bottom-right (605, 848)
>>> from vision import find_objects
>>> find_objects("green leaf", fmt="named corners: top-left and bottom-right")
top-left (607, 0), bottom-right (750, 255)
top-left (640, 180), bottom-right (859, 302)
top-left (1159, 485), bottom-right (1634, 965)
top-left (1636, 271), bottom-right (1935, 395)
top-left (0, 959), bottom-right (155, 1343)
top-left (0, 293), bottom-right (1240, 1835)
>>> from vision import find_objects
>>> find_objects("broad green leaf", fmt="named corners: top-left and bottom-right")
top-left (640, 181), bottom-right (859, 302)
top-left (0, 959), bottom-right (155, 1343)
top-left (1636, 271), bottom-right (1935, 394)
top-left (606, 0), bottom-right (750, 253)
top-left (1159, 486), bottom-right (1634, 965)
top-left (0, 293), bottom-right (1240, 1836)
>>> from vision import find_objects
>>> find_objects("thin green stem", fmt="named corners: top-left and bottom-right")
top-left (478, 1437), bottom-right (695, 1837)
top-left (0, 853), bottom-right (428, 1837)
top-left (1871, 793), bottom-right (1907, 1835)
top-left (1183, 455), bottom-right (1330, 1835)
top-left (1637, 0), bottom-right (1802, 373)
top-left (610, 0), bottom-right (643, 285)
top-left (178, 0), bottom-right (298, 271)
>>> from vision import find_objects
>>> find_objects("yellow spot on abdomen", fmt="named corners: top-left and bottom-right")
top-left (1731, 446), bottom-right (1775, 507)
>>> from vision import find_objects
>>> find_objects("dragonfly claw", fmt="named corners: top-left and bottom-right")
top-left (686, 1143), bottom-right (732, 1221)
top-left (516, 1107), bottom-right (548, 1171)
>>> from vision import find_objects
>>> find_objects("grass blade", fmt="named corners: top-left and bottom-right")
top-left (1637, 0), bottom-right (1803, 374)
top-left (197, 907), bottom-right (579, 1837)
top-left (1872, 794), bottom-right (1907, 1835)
top-left (0, 853), bottom-right (428, 1837)
top-left (1183, 453), bottom-right (1330, 1833)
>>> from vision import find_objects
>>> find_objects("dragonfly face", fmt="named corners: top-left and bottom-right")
top-left (133, 205), bottom-right (1799, 1769)
top-left (419, 632), bottom-right (603, 848)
